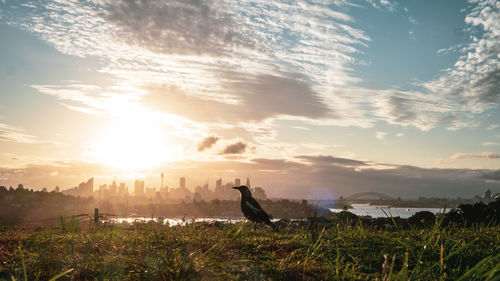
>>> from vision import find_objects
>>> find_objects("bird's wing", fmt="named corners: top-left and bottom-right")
top-left (246, 197), bottom-right (268, 216)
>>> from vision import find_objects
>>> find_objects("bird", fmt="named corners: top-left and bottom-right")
top-left (233, 185), bottom-right (276, 230)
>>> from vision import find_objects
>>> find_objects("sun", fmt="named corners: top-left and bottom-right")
top-left (92, 109), bottom-right (171, 171)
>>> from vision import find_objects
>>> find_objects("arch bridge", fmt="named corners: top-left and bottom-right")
top-left (344, 192), bottom-right (397, 201)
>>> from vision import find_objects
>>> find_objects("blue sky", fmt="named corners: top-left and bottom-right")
top-left (0, 0), bottom-right (499, 198)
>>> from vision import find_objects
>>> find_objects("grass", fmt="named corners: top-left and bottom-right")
top-left (0, 220), bottom-right (499, 280)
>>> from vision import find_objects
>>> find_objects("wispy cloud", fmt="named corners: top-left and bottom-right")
top-left (375, 131), bottom-right (387, 140)
top-left (422, 0), bottom-right (500, 112)
top-left (3, 0), bottom-right (498, 138)
top-left (0, 122), bottom-right (39, 144)
top-left (483, 142), bottom-right (500, 146)
top-left (364, 0), bottom-right (396, 12)
top-left (451, 152), bottom-right (500, 160)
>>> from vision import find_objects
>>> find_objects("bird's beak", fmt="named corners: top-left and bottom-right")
top-left (232, 186), bottom-right (239, 190)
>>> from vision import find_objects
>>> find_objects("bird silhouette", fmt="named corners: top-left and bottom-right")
top-left (233, 185), bottom-right (276, 229)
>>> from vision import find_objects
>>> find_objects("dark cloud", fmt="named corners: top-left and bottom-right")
top-left (220, 141), bottom-right (246, 154)
top-left (296, 155), bottom-right (367, 166)
top-left (145, 71), bottom-right (331, 123)
top-left (99, 0), bottom-right (246, 56)
top-left (197, 136), bottom-right (219, 151)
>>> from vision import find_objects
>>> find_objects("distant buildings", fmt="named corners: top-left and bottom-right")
top-left (59, 176), bottom-right (267, 202)
top-left (80, 178), bottom-right (94, 196)
top-left (253, 187), bottom-right (267, 200)
top-left (118, 183), bottom-right (127, 194)
top-left (180, 177), bottom-right (186, 189)
top-left (134, 180), bottom-right (145, 197)
top-left (62, 178), bottom-right (93, 197)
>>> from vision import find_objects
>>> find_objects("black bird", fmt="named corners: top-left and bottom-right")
top-left (233, 185), bottom-right (276, 229)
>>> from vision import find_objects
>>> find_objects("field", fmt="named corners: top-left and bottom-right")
top-left (0, 218), bottom-right (499, 281)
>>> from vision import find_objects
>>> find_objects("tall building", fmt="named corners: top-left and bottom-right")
top-left (253, 187), bottom-right (267, 200)
top-left (215, 178), bottom-right (222, 191)
top-left (180, 177), bottom-right (186, 189)
top-left (109, 181), bottom-right (118, 195)
top-left (246, 177), bottom-right (251, 188)
top-left (235, 178), bottom-right (241, 186)
top-left (118, 183), bottom-right (127, 195)
top-left (78, 178), bottom-right (94, 197)
top-left (134, 180), bottom-right (145, 196)
top-left (161, 173), bottom-right (164, 189)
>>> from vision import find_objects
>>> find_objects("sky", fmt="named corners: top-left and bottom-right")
top-left (0, 0), bottom-right (499, 199)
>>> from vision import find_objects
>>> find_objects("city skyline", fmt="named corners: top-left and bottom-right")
top-left (0, 0), bottom-right (499, 199)
top-left (58, 175), bottom-right (268, 202)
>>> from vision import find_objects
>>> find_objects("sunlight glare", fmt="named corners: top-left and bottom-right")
top-left (93, 107), bottom-right (171, 171)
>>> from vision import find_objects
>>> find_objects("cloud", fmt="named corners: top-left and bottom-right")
top-left (221, 141), bottom-right (247, 154)
top-left (451, 152), bottom-right (500, 159)
top-left (197, 136), bottom-right (220, 151)
top-left (422, 0), bottom-right (500, 112)
top-left (0, 122), bottom-right (39, 144)
top-left (375, 131), bottom-right (387, 140)
top-left (7, 0), bottom-right (370, 128)
top-left (487, 124), bottom-right (499, 130)
top-left (99, 0), bottom-right (245, 56)
top-left (296, 155), bottom-right (367, 167)
top-left (5, 0), bottom-right (499, 135)
top-left (145, 71), bottom-right (332, 123)
top-left (483, 142), bottom-right (500, 146)
top-left (408, 30), bottom-right (416, 40)
top-left (364, 0), bottom-right (396, 12)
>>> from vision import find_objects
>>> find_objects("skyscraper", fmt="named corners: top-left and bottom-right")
top-left (78, 178), bottom-right (94, 197)
top-left (118, 183), bottom-right (127, 195)
top-left (110, 181), bottom-right (118, 194)
top-left (180, 177), bottom-right (186, 189)
top-left (215, 178), bottom-right (222, 192)
top-left (246, 177), bottom-right (251, 188)
top-left (134, 180), bottom-right (145, 196)
top-left (235, 178), bottom-right (241, 186)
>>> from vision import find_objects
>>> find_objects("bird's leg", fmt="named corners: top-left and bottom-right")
top-left (254, 222), bottom-right (257, 231)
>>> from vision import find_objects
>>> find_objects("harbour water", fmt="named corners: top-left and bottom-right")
top-left (106, 217), bottom-right (244, 226)
top-left (104, 204), bottom-right (450, 225)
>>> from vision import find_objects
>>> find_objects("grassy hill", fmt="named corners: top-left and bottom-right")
top-left (1, 219), bottom-right (499, 280)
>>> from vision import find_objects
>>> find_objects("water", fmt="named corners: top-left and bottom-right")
top-left (104, 204), bottom-right (449, 225)
top-left (105, 217), bottom-right (245, 226)
top-left (329, 204), bottom-right (449, 218)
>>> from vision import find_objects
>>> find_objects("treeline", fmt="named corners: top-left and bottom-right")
top-left (442, 200), bottom-right (500, 226)
top-left (322, 199), bottom-right (500, 229)
top-left (0, 186), bottom-right (93, 225)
